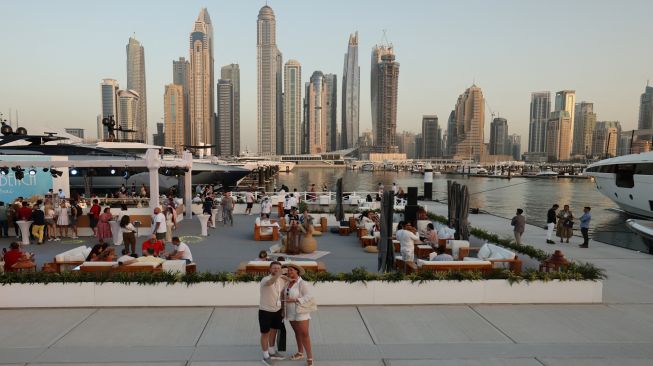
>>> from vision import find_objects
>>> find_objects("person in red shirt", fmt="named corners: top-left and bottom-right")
top-left (141, 234), bottom-right (165, 256)
top-left (89, 199), bottom-right (101, 236)
top-left (17, 202), bottom-right (32, 221)
top-left (3, 242), bottom-right (25, 272)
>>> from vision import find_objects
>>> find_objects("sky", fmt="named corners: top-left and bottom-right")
top-left (1, 0), bottom-right (651, 154)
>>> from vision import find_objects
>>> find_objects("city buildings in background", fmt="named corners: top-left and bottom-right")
top-left (592, 121), bottom-right (621, 158)
top-left (189, 8), bottom-right (215, 154)
top-left (257, 5), bottom-right (282, 156)
top-left (164, 84), bottom-right (185, 153)
top-left (370, 44), bottom-right (399, 153)
top-left (304, 71), bottom-right (328, 154)
top-left (638, 84), bottom-right (653, 130)
top-left (396, 131), bottom-right (418, 159)
top-left (341, 32), bottom-right (360, 149)
top-left (172, 57), bottom-right (190, 146)
top-left (573, 101), bottom-right (597, 157)
top-left (117, 90), bottom-right (140, 140)
top-left (65, 128), bottom-right (84, 139)
top-left (99, 79), bottom-right (120, 140)
top-left (283, 60), bottom-right (302, 155)
top-left (489, 117), bottom-right (509, 156)
top-left (508, 134), bottom-right (521, 161)
top-left (528, 91), bottom-right (551, 154)
top-left (216, 79), bottom-right (236, 156)
top-left (546, 110), bottom-right (572, 161)
top-left (554, 89), bottom-right (576, 156)
top-left (451, 84), bottom-right (485, 161)
top-left (324, 73), bottom-right (338, 152)
top-left (126, 35), bottom-right (148, 142)
top-left (152, 122), bottom-right (164, 146)
top-left (221, 64), bottom-right (240, 156)
top-left (421, 115), bottom-right (442, 158)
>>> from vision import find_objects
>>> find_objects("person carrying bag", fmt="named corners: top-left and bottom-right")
top-left (282, 263), bottom-right (316, 366)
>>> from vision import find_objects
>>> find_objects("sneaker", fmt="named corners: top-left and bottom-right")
top-left (270, 351), bottom-right (285, 360)
top-left (54, 238), bottom-right (61, 241)
top-left (261, 357), bottom-right (273, 366)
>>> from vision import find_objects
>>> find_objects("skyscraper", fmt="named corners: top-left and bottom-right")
top-left (221, 64), bottom-right (240, 156)
top-left (592, 121), bottom-right (621, 157)
top-left (638, 85), bottom-right (653, 130)
top-left (164, 84), bottom-right (185, 153)
top-left (489, 117), bottom-right (509, 155)
top-left (342, 32), bottom-right (360, 149)
top-left (573, 102), bottom-right (596, 156)
top-left (283, 60), bottom-right (302, 154)
top-left (421, 115), bottom-right (442, 158)
top-left (117, 90), bottom-right (139, 140)
top-left (324, 73), bottom-right (338, 152)
top-left (528, 92), bottom-right (551, 153)
top-left (257, 5), bottom-right (281, 155)
top-left (126, 35), bottom-right (147, 142)
top-left (508, 134), bottom-right (521, 161)
top-left (173, 57), bottom-right (190, 146)
top-left (370, 46), bottom-right (399, 153)
top-left (100, 79), bottom-right (119, 140)
top-left (304, 71), bottom-right (327, 154)
top-left (396, 131), bottom-right (417, 158)
top-left (189, 8), bottom-right (214, 153)
top-left (555, 90), bottom-right (576, 155)
top-left (276, 50), bottom-right (284, 155)
top-left (546, 111), bottom-right (572, 161)
top-left (216, 79), bottom-right (235, 156)
top-left (452, 85), bottom-right (485, 161)
top-left (153, 122), bottom-right (164, 146)
top-left (445, 110), bottom-right (456, 157)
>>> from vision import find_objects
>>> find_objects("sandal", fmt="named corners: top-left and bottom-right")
top-left (290, 352), bottom-right (304, 361)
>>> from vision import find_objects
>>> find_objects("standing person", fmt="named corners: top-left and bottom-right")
top-left (283, 263), bottom-right (315, 366)
top-left (203, 194), bottom-right (214, 227)
top-left (546, 204), bottom-right (559, 244)
top-left (165, 206), bottom-right (175, 243)
top-left (120, 215), bottom-right (137, 254)
top-left (511, 208), bottom-right (526, 244)
top-left (556, 204), bottom-right (574, 243)
top-left (130, 183), bottom-right (137, 197)
top-left (222, 192), bottom-right (235, 226)
top-left (31, 203), bottom-right (45, 244)
top-left (261, 197), bottom-right (272, 217)
top-left (152, 207), bottom-right (167, 240)
top-left (44, 202), bottom-right (57, 241)
top-left (89, 199), bottom-right (101, 237)
top-left (7, 201), bottom-right (18, 238)
top-left (283, 195), bottom-right (292, 217)
top-left (579, 206), bottom-right (592, 248)
top-left (308, 184), bottom-right (316, 202)
top-left (56, 201), bottom-right (69, 239)
top-left (392, 182), bottom-right (398, 195)
top-left (69, 200), bottom-right (81, 239)
top-left (258, 261), bottom-right (287, 365)
top-left (245, 190), bottom-right (255, 215)
top-left (0, 202), bottom-right (8, 238)
top-left (96, 207), bottom-right (113, 244)
top-left (395, 221), bottom-right (420, 263)
top-left (140, 184), bottom-right (147, 198)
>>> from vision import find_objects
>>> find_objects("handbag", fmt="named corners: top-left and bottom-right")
top-left (296, 297), bottom-right (317, 314)
top-left (563, 219), bottom-right (573, 228)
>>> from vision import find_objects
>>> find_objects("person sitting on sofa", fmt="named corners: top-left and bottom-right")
top-left (430, 245), bottom-right (454, 261)
top-left (257, 250), bottom-right (270, 261)
top-left (256, 213), bottom-right (278, 236)
top-left (142, 234), bottom-right (165, 257)
top-left (423, 223), bottom-right (438, 245)
top-left (3, 242), bottom-right (31, 272)
top-left (85, 243), bottom-right (114, 261)
top-left (121, 247), bottom-right (165, 265)
top-left (165, 237), bottom-right (193, 264)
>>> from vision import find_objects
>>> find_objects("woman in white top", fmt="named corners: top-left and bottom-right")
top-left (119, 215), bottom-right (137, 254)
top-left (44, 204), bottom-right (58, 241)
top-left (261, 197), bottom-right (272, 215)
top-left (283, 263), bottom-right (314, 365)
top-left (56, 201), bottom-right (69, 239)
top-left (395, 221), bottom-right (420, 262)
top-left (165, 206), bottom-right (175, 243)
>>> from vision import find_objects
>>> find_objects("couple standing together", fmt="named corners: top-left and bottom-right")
top-left (259, 261), bottom-right (315, 366)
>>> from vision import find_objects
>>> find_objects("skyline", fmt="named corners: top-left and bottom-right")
top-left (1, 0), bottom-right (652, 153)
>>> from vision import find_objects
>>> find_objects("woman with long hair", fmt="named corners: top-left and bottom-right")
top-left (556, 204), bottom-right (574, 243)
top-left (56, 201), bottom-right (69, 239)
top-left (95, 207), bottom-right (113, 244)
top-left (119, 215), bottom-right (137, 254)
top-left (165, 206), bottom-right (175, 243)
top-left (282, 263), bottom-right (314, 366)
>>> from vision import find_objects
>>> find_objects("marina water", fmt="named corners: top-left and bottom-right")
top-left (274, 168), bottom-right (645, 252)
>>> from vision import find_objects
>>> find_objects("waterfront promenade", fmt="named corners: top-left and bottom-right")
top-left (2, 204), bottom-right (653, 365)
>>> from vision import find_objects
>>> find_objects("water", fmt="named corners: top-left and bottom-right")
top-left (273, 168), bottom-right (646, 253)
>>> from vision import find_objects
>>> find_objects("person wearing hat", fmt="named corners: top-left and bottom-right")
top-left (261, 196), bottom-right (272, 216)
top-left (282, 262), bottom-right (314, 365)
top-left (259, 261), bottom-right (287, 365)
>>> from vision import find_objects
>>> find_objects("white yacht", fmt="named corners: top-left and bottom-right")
top-left (585, 152), bottom-right (653, 219)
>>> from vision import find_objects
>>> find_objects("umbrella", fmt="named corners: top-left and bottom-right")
top-left (378, 190), bottom-right (395, 272)
top-left (335, 178), bottom-right (344, 222)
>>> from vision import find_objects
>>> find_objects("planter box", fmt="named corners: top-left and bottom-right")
top-left (0, 280), bottom-right (602, 308)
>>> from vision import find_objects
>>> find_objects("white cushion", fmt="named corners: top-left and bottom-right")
top-left (463, 257), bottom-right (483, 262)
top-left (364, 222), bottom-right (375, 231)
top-left (55, 246), bottom-right (88, 262)
top-left (421, 260), bottom-right (492, 266)
top-left (128, 262), bottom-right (160, 268)
top-left (477, 244), bottom-right (492, 260)
top-left (487, 244), bottom-right (515, 260)
top-left (162, 260), bottom-right (186, 274)
top-left (416, 220), bottom-right (430, 236)
top-left (447, 240), bottom-right (470, 259)
top-left (416, 244), bottom-right (432, 250)
top-left (246, 260), bottom-right (318, 267)
top-left (80, 261), bottom-right (115, 267)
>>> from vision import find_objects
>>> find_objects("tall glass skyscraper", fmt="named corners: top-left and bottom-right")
top-left (221, 64), bottom-right (240, 156)
top-left (126, 35), bottom-right (147, 142)
top-left (173, 57), bottom-right (190, 146)
top-left (216, 79), bottom-right (235, 156)
top-left (305, 71), bottom-right (327, 154)
top-left (370, 46), bottom-right (399, 153)
top-left (342, 32), bottom-right (360, 149)
top-left (257, 5), bottom-right (282, 155)
top-left (324, 73), bottom-right (337, 152)
top-left (100, 78), bottom-right (119, 140)
top-left (528, 92), bottom-right (551, 153)
top-left (283, 60), bottom-right (302, 155)
top-left (489, 117), bottom-right (509, 155)
top-left (421, 115), bottom-right (442, 158)
top-left (164, 84), bottom-right (185, 153)
top-left (189, 8), bottom-right (214, 154)
top-left (452, 85), bottom-right (484, 161)
top-left (638, 85), bottom-right (653, 130)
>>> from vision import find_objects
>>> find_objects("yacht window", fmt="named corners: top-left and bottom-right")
top-left (634, 163), bottom-right (653, 175)
top-left (599, 164), bottom-right (615, 173)
top-left (615, 164), bottom-right (635, 188)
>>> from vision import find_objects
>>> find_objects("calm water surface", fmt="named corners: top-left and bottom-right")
top-left (274, 168), bottom-right (645, 252)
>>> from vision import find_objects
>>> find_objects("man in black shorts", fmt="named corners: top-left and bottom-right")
top-left (259, 261), bottom-right (287, 365)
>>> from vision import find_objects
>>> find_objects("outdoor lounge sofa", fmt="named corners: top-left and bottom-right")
top-left (236, 260), bottom-right (326, 275)
top-left (394, 256), bottom-right (493, 274)
top-left (463, 243), bottom-right (522, 273)
top-left (254, 222), bottom-right (279, 241)
top-left (51, 246), bottom-right (92, 272)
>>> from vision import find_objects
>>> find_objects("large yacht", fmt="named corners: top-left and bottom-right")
top-left (584, 152), bottom-right (653, 218)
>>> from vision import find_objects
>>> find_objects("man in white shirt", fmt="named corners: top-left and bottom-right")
top-left (261, 197), bottom-right (272, 216)
top-left (395, 221), bottom-right (420, 262)
top-left (392, 183), bottom-right (398, 195)
top-left (152, 207), bottom-right (167, 240)
top-left (283, 195), bottom-right (292, 216)
top-left (166, 237), bottom-right (193, 264)
top-left (258, 261), bottom-right (287, 365)
top-left (245, 190), bottom-right (255, 215)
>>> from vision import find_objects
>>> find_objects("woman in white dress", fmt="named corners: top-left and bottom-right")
top-left (282, 263), bottom-right (314, 366)
top-left (56, 201), bottom-right (69, 239)
top-left (165, 206), bottom-right (175, 243)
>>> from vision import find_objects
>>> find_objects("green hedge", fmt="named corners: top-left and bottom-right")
top-left (0, 264), bottom-right (604, 286)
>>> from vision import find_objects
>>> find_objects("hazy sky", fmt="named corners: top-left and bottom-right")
top-left (1, 0), bottom-right (651, 153)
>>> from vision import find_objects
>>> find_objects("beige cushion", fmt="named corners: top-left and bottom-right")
top-left (364, 246), bottom-right (379, 253)
top-left (417, 259), bottom-right (492, 268)
top-left (80, 261), bottom-right (115, 267)
top-left (446, 240), bottom-right (470, 259)
top-left (128, 262), bottom-right (160, 268)
top-left (162, 260), bottom-right (186, 274)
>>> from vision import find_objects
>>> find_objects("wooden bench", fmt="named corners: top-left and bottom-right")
top-left (236, 261), bottom-right (326, 275)
top-left (394, 257), bottom-right (493, 274)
